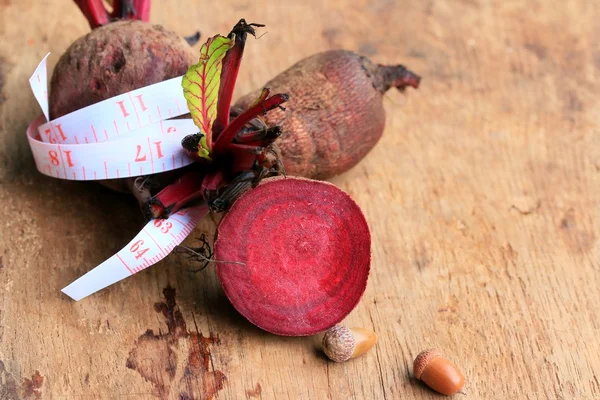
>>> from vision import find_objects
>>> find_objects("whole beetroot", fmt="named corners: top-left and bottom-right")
top-left (49, 19), bottom-right (196, 196)
top-left (233, 50), bottom-right (420, 180)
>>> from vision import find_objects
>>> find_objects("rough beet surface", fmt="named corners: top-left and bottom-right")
top-left (49, 20), bottom-right (196, 119)
top-left (214, 176), bottom-right (371, 336)
top-left (233, 50), bottom-right (420, 180)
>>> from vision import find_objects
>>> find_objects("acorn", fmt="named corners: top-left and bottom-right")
top-left (413, 349), bottom-right (465, 396)
top-left (321, 325), bottom-right (377, 362)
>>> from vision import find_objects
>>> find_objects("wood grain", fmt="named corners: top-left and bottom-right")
top-left (1, 0), bottom-right (599, 398)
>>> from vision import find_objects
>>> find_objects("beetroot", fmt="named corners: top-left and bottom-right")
top-left (233, 50), bottom-right (420, 180)
top-left (49, 4), bottom-right (196, 198)
top-left (214, 177), bottom-right (371, 336)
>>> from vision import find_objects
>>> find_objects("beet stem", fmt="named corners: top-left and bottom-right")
top-left (74, 0), bottom-right (150, 29)
top-left (73, 0), bottom-right (110, 29)
top-left (209, 171), bottom-right (256, 213)
top-left (235, 126), bottom-right (282, 146)
top-left (116, 0), bottom-right (135, 18)
top-left (213, 93), bottom-right (289, 154)
top-left (145, 168), bottom-right (205, 218)
top-left (213, 19), bottom-right (265, 140)
top-left (131, 0), bottom-right (151, 21)
top-left (110, 0), bottom-right (151, 21)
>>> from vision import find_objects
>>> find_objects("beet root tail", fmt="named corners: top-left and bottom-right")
top-left (375, 64), bottom-right (421, 93)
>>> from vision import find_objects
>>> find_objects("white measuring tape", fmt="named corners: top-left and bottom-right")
top-left (27, 54), bottom-right (208, 300)
top-left (62, 206), bottom-right (207, 300)
top-left (28, 53), bottom-right (198, 180)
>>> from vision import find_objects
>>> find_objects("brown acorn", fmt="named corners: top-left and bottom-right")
top-left (321, 325), bottom-right (377, 362)
top-left (413, 349), bottom-right (465, 396)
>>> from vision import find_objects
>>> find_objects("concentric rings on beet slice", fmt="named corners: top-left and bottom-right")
top-left (215, 176), bottom-right (371, 336)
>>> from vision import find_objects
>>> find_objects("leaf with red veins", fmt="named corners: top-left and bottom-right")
top-left (182, 34), bottom-right (235, 158)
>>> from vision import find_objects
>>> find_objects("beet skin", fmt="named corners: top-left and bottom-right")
top-left (49, 20), bottom-right (196, 119)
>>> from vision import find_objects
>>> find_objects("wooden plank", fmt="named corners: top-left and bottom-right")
top-left (1, 0), bottom-right (599, 398)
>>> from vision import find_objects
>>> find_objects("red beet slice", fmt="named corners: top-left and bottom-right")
top-left (214, 177), bottom-right (371, 336)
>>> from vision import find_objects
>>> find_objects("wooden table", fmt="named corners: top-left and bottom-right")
top-left (1, 0), bottom-right (599, 398)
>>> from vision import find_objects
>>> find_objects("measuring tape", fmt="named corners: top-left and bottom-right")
top-left (62, 206), bottom-right (208, 300)
top-left (28, 54), bottom-right (207, 300)
top-left (28, 54), bottom-right (198, 180)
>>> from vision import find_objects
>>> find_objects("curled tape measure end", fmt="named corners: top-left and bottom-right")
top-left (61, 205), bottom-right (208, 301)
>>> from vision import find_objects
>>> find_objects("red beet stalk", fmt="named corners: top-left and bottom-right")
top-left (235, 126), bottom-right (282, 146)
top-left (145, 168), bottom-right (205, 219)
top-left (213, 19), bottom-right (264, 137)
top-left (73, 0), bottom-right (110, 28)
top-left (148, 21), bottom-right (289, 219)
top-left (213, 92), bottom-right (289, 154)
top-left (109, 0), bottom-right (151, 21)
top-left (150, 91), bottom-right (288, 218)
top-left (74, 0), bottom-right (150, 29)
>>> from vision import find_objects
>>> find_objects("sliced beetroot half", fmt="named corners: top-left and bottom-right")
top-left (214, 176), bottom-right (371, 336)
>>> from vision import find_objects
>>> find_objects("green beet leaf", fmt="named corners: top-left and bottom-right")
top-left (182, 34), bottom-right (235, 159)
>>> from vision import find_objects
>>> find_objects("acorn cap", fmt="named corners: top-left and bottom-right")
top-left (413, 349), bottom-right (442, 380)
top-left (322, 325), bottom-right (355, 362)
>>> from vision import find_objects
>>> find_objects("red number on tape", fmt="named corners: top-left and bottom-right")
top-left (49, 150), bottom-right (59, 166)
top-left (135, 94), bottom-right (148, 112)
top-left (153, 219), bottom-right (173, 234)
top-left (130, 239), bottom-right (150, 259)
top-left (44, 128), bottom-right (57, 143)
top-left (64, 150), bottom-right (74, 167)
top-left (161, 222), bottom-right (173, 234)
top-left (154, 141), bottom-right (164, 159)
top-left (117, 100), bottom-right (130, 118)
top-left (134, 145), bottom-right (147, 162)
top-left (55, 124), bottom-right (67, 141)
